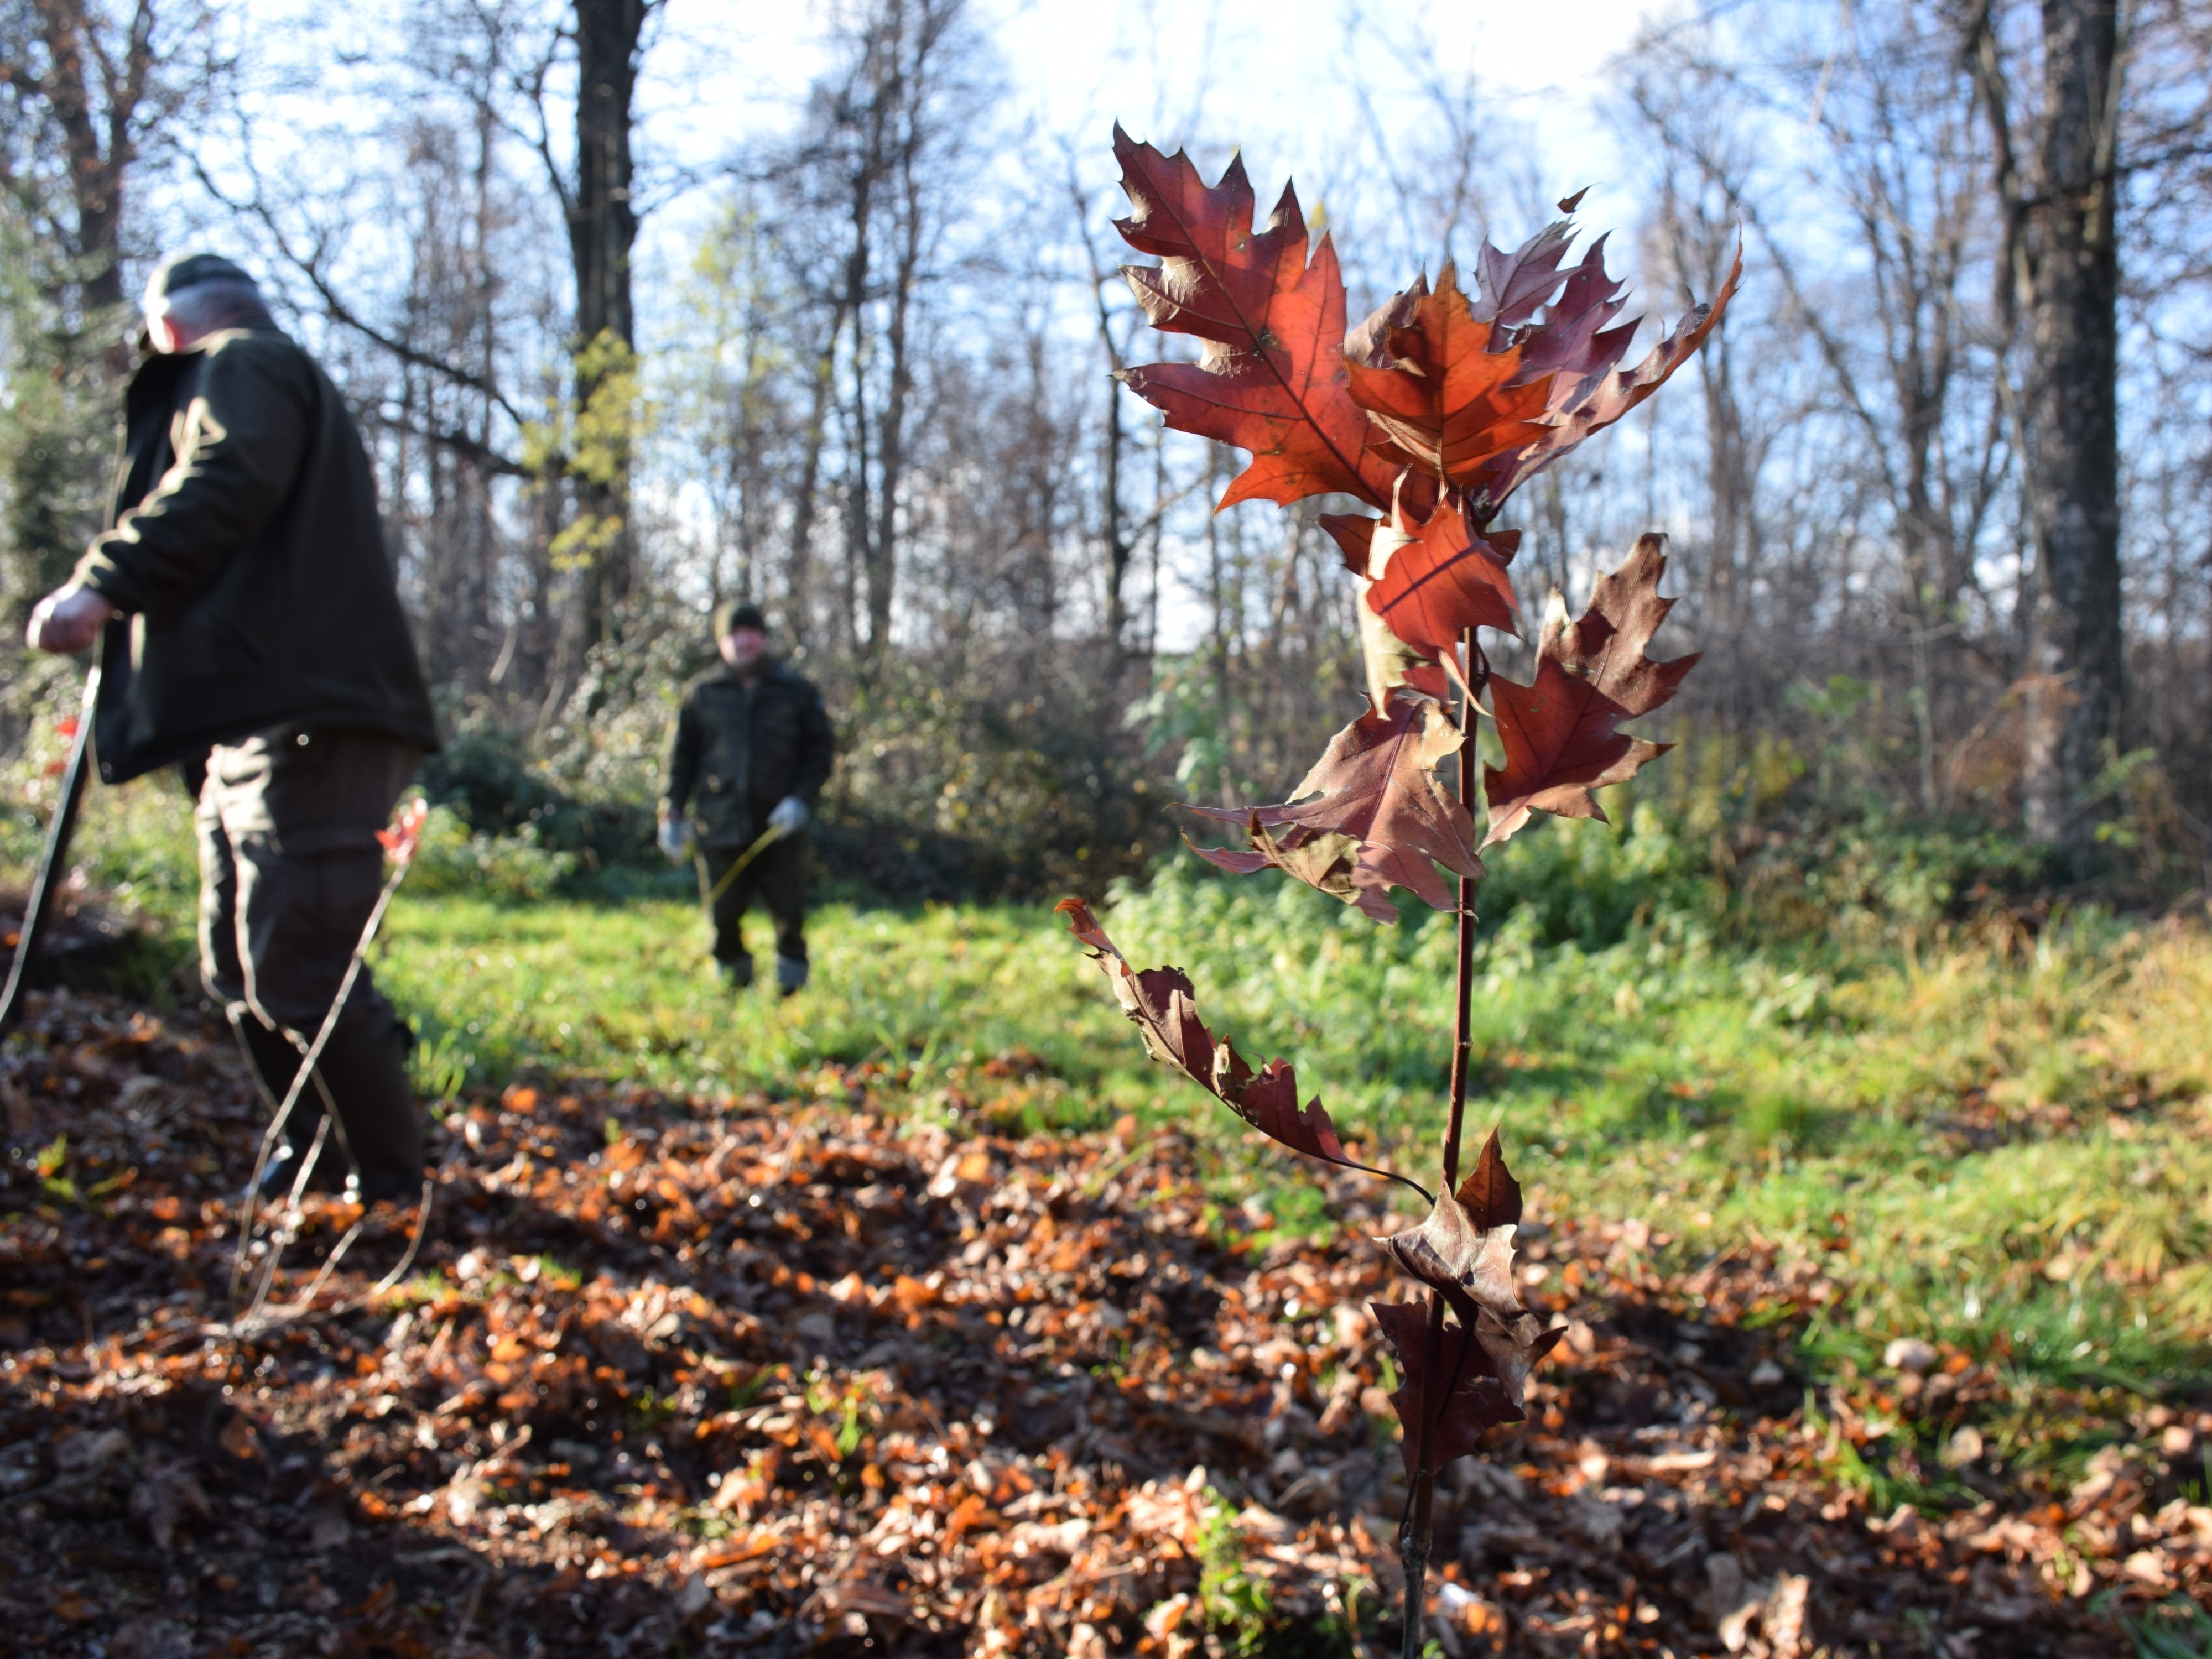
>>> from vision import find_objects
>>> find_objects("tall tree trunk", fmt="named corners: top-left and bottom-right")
top-left (568, 0), bottom-right (645, 649)
top-left (2018, 0), bottom-right (2125, 850)
top-left (19, 0), bottom-right (152, 311)
top-left (786, 306), bottom-right (847, 655)
top-left (866, 162), bottom-right (920, 674)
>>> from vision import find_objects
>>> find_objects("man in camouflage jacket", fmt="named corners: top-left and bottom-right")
top-left (659, 603), bottom-right (834, 994)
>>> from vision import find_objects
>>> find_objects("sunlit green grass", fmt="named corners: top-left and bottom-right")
top-left (374, 891), bottom-right (1158, 1120)
top-left (11, 767), bottom-right (2212, 1416)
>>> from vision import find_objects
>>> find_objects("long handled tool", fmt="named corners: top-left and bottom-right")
top-left (691, 820), bottom-right (788, 911)
top-left (0, 665), bottom-right (101, 1035)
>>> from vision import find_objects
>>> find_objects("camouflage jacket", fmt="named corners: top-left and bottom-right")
top-left (663, 661), bottom-right (834, 848)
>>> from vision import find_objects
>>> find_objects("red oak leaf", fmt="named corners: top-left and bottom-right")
top-left (1472, 208), bottom-right (1588, 327)
top-left (1318, 512), bottom-right (1377, 574)
top-left (1365, 498), bottom-right (1522, 662)
top-left (1057, 899), bottom-right (1428, 1197)
top-left (1506, 234), bottom-right (1637, 380)
top-left (1189, 693), bottom-right (1480, 916)
top-left (1468, 242), bottom-right (1743, 514)
top-left (1375, 1133), bottom-right (1563, 1460)
top-left (1342, 267), bottom-right (1553, 488)
top-left (1320, 511), bottom-right (1456, 712)
top-left (1481, 534), bottom-right (1700, 849)
top-left (1184, 820), bottom-right (1398, 924)
top-left (1370, 1300), bottom-right (1518, 1477)
top-left (1112, 128), bottom-right (1393, 510)
top-left (1454, 1126), bottom-right (1523, 1230)
top-left (377, 797), bottom-right (431, 867)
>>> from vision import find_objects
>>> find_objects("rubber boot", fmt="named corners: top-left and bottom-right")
top-left (313, 1015), bottom-right (426, 1206)
top-left (775, 954), bottom-right (809, 998)
top-left (236, 1017), bottom-right (347, 1197)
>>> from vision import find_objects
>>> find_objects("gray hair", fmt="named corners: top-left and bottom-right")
top-left (151, 277), bottom-right (274, 335)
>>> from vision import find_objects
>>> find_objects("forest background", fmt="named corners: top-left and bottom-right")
top-left (6, 4), bottom-right (2212, 1651)
top-left (5, 0), bottom-right (2211, 909)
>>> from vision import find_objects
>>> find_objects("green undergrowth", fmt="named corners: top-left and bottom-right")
top-left (9, 768), bottom-right (2212, 1425)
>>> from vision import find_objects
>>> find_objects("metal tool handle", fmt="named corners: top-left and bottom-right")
top-left (0, 665), bottom-right (101, 1035)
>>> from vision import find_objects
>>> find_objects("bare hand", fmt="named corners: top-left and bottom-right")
top-left (26, 584), bottom-right (117, 654)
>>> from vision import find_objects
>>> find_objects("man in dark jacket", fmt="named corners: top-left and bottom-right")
top-left (26, 253), bottom-right (441, 1204)
top-left (659, 603), bottom-right (833, 995)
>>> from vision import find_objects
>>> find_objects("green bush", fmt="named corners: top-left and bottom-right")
top-left (403, 804), bottom-right (580, 903)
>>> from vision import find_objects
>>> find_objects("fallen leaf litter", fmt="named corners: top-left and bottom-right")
top-left (1, 988), bottom-right (2199, 1656)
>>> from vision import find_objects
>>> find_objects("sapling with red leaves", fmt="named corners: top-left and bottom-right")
top-left (1060, 128), bottom-right (1736, 1653)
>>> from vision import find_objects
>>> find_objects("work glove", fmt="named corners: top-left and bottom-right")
top-left (767, 796), bottom-right (809, 836)
top-left (657, 815), bottom-right (691, 864)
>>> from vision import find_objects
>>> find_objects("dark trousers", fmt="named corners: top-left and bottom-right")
top-left (197, 727), bottom-right (426, 1199)
top-left (702, 835), bottom-right (809, 987)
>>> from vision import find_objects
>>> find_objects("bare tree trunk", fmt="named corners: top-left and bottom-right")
top-left (1071, 172), bottom-right (1136, 656)
top-left (11, 0), bottom-right (156, 311)
top-left (2018, 0), bottom-right (2125, 849)
top-left (867, 161), bottom-right (920, 672)
top-left (786, 308), bottom-right (846, 655)
top-left (568, 0), bottom-right (646, 649)
top-left (0, 0), bottom-right (169, 615)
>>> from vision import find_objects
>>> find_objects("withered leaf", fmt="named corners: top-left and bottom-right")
top-left (1369, 1300), bottom-right (1518, 1478)
top-left (1112, 128), bottom-right (1394, 510)
top-left (1355, 561), bottom-right (1451, 717)
top-left (1481, 534), bottom-right (1700, 849)
top-left (127, 1464), bottom-right (211, 1552)
top-left (1469, 240), bottom-right (1743, 512)
top-left (1184, 819), bottom-right (1397, 925)
top-left (1189, 693), bottom-right (1480, 917)
top-left (1473, 215), bottom-right (1587, 327)
top-left (1455, 1126), bottom-right (1523, 1231)
top-left (1344, 266), bottom-right (1553, 488)
top-left (1509, 234), bottom-right (1635, 381)
top-left (1056, 899), bottom-right (1428, 1198)
top-left (1365, 498), bottom-right (1522, 662)
top-left (1376, 1132), bottom-right (1563, 1453)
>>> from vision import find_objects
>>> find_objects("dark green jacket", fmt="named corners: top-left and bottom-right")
top-left (663, 661), bottom-right (834, 848)
top-left (72, 326), bottom-right (438, 784)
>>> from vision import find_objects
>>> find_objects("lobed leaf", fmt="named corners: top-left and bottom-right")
top-left (1184, 819), bottom-right (1398, 925)
top-left (1369, 1301), bottom-right (1517, 1478)
top-left (1481, 534), bottom-right (1700, 849)
top-left (1454, 1126), bottom-right (1523, 1231)
top-left (1112, 128), bottom-right (1394, 510)
top-left (1367, 1129), bottom-right (1559, 1476)
top-left (1344, 265), bottom-right (1553, 489)
top-left (1188, 692), bottom-right (1480, 918)
top-left (1473, 201), bottom-right (1592, 327)
top-left (1467, 240), bottom-right (1743, 514)
top-left (1056, 899), bottom-right (1428, 1198)
top-left (1364, 499), bottom-right (1522, 664)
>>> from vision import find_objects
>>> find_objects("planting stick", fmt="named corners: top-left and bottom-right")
top-left (0, 665), bottom-right (100, 1035)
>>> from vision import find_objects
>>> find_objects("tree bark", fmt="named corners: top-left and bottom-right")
top-left (866, 157), bottom-right (920, 674)
top-left (786, 305), bottom-right (848, 656)
top-left (568, 0), bottom-right (646, 648)
top-left (2018, 0), bottom-right (2125, 850)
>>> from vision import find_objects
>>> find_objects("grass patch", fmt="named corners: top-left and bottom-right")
top-left (9, 771), bottom-right (2212, 1416)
